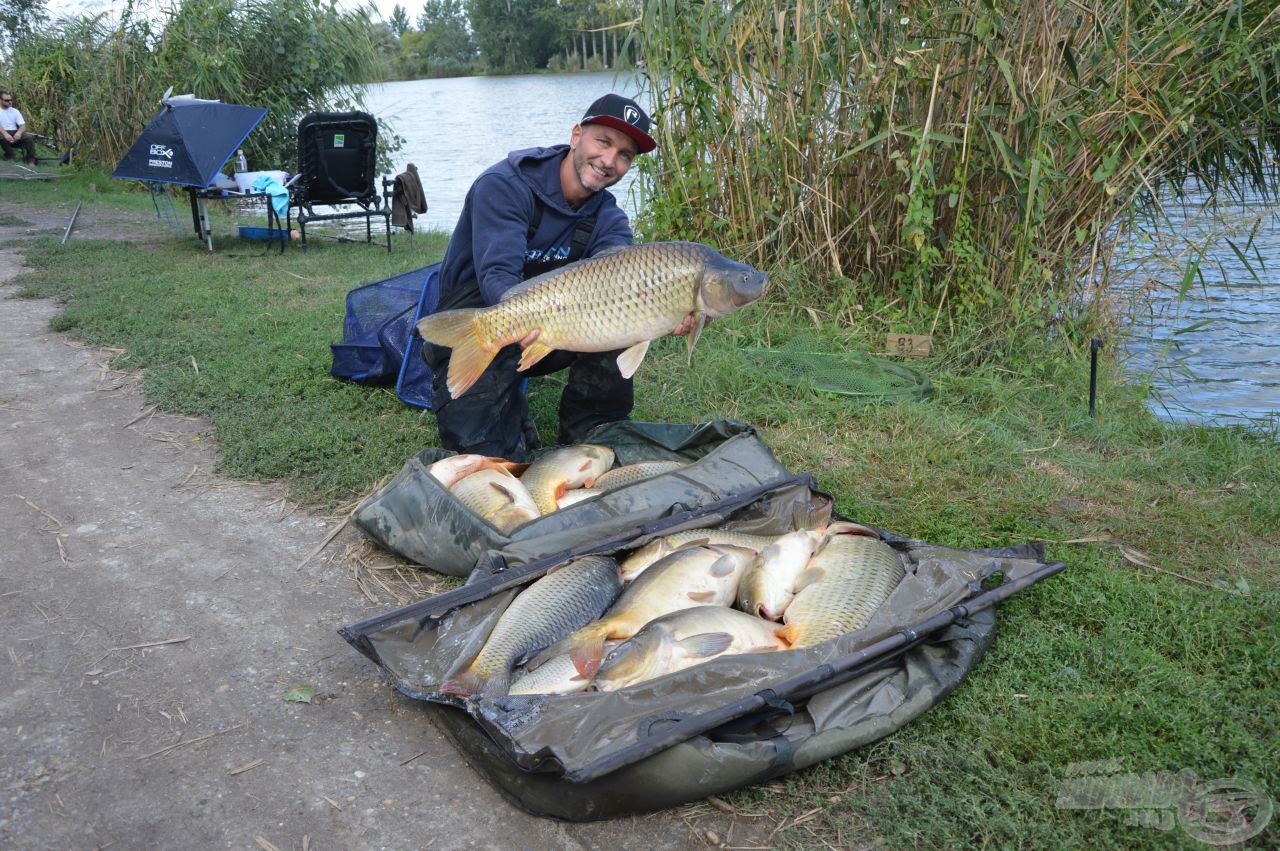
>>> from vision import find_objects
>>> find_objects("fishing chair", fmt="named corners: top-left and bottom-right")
top-left (290, 111), bottom-right (392, 252)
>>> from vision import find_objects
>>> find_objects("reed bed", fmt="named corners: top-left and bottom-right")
top-left (634, 0), bottom-right (1280, 340)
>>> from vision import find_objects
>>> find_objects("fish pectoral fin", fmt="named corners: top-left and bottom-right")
top-left (569, 635), bottom-right (608, 678)
top-left (687, 590), bottom-right (718, 602)
top-left (708, 554), bottom-right (737, 578)
top-left (684, 313), bottom-right (707, 364)
top-left (517, 340), bottom-right (554, 372)
top-left (793, 567), bottom-right (825, 591)
top-left (615, 340), bottom-right (650, 379)
top-left (674, 632), bottom-right (734, 659)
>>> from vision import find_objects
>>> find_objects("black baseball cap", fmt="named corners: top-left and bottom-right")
top-left (580, 93), bottom-right (656, 154)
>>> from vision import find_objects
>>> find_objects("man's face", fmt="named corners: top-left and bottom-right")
top-left (0, 95), bottom-right (12, 108)
top-left (568, 123), bottom-right (639, 195)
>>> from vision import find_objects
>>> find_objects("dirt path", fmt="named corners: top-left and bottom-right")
top-left (0, 215), bottom-right (740, 848)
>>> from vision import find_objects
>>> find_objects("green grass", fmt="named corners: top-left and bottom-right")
top-left (4, 184), bottom-right (1277, 848)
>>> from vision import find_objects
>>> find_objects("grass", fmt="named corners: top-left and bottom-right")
top-left (3, 182), bottom-right (1277, 847)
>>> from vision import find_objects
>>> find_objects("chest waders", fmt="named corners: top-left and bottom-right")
top-left (424, 210), bottom-right (636, 461)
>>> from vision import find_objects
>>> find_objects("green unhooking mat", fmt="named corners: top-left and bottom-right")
top-left (341, 477), bottom-right (1066, 820)
top-left (353, 419), bottom-right (801, 576)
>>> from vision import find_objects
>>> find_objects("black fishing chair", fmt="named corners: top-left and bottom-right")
top-left (289, 111), bottom-right (392, 252)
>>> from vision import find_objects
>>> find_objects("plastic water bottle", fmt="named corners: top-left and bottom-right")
top-left (236, 149), bottom-right (248, 172)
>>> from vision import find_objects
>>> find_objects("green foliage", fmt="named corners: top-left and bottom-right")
top-left (5, 177), bottom-right (1277, 847)
top-left (0, 0), bottom-right (43, 53)
top-left (465, 0), bottom-right (560, 72)
top-left (633, 0), bottom-right (1280, 349)
top-left (388, 3), bottom-right (410, 37)
top-left (6, 0), bottom-right (382, 171)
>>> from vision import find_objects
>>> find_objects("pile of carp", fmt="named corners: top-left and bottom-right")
top-left (438, 502), bottom-right (907, 698)
top-left (428, 444), bottom-right (688, 533)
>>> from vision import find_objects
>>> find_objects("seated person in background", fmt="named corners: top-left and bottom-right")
top-left (0, 91), bottom-right (38, 165)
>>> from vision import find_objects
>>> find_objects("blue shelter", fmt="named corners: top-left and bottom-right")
top-left (112, 97), bottom-right (266, 188)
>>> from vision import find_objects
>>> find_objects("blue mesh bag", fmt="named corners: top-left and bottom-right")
top-left (394, 265), bottom-right (442, 409)
top-left (330, 264), bottom-right (437, 392)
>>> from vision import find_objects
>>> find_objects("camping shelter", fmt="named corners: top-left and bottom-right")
top-left (113, 96), bottom-right (272, 250)
top-left (113, 96), bottom-right (266, 187)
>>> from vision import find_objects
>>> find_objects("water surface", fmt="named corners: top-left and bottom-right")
top-left (362, 71), bottom-right (645, 233)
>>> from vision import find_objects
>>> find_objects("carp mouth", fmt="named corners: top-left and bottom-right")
top-left (699, 261), bottom-right (770, 317)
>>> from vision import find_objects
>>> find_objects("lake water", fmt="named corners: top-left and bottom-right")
top-left (362, 71), bottom-right (645, 233)
top-left (359, 73), bottom-right (1278, 428)
top-left (1117, 194), bottom-right (1280, 429)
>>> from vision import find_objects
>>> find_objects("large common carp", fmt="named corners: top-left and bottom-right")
top-left (520, 444), bottom-right (614, 515)
top-left (781, 535), bottom-right (905, 648)
top-left (736, 529), bottom-right (826, 620)
top-left (593, 606), bottom-right (790, 691)
top-left (538, 544), bottom-right (756, 674)
top-left (416, 242), bottom-right (769, 398)
top-left (440, 555), bottom-right (623, 697)
top-left (449, 467), bottom-right (540, 533)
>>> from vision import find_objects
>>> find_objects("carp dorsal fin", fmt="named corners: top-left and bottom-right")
top-left (673, 632), bottom-right (733, 659)
top-left (684, 313), bottom-right (708, 364)
top-left (616, 340), bottom-right (650, 379)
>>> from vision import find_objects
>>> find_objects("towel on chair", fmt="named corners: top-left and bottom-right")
top-left (392, 163), bottom-right (427, 232)
top-left (251, 174), bottom-right (291, 218)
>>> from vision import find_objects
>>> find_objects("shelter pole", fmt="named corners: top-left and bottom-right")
top-left (61, 201), bottom-right (82, 245)
top-left (1089, 337), bottom-right (1104, 418)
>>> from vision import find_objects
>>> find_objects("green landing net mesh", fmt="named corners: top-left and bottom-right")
top-left (743, 340), bottom-right (933, 401)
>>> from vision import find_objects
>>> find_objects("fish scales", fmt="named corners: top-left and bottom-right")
top-left (440, 555), bottom-right (622, 697)
top-left (476, 242), bottom-right (706, 349)
top-left (593, 460), bottom-right (687, 491)
top-left (620, 529), bottom-right (781, 582)
top-left (417, 242), bottom-right (768, 397)
top-left (782, 536), bottom-right (905, 648)
top-left (797, 534), bottom-right (903, 589)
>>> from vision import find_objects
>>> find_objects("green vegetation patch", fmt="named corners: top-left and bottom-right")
top-left (7, 191), bottom-right (1277, 847)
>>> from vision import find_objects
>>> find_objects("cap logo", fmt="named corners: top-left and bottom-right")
top-left (624, 105), bottom-right (640, 125)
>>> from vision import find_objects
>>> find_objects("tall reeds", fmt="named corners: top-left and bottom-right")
top-left (634, 0), bottom-right (1280, 337)
top-left (6, 0), bottom-right (380, 170)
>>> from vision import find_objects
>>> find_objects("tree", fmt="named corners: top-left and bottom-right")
top-left (388, 3), bottom-right (410, 37)
top-left (416, 0), bottom-right (475, 65)
top-left (0, 0), bottom-right (47, 53)
top-left (466, 0), bottom-right (560, 72)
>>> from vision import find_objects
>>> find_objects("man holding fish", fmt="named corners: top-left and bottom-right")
top-left (419, 94), bottom-right (767, 461)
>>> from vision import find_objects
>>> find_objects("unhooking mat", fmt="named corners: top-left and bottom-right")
top-left (341, 480), bottom-right (1066, 820)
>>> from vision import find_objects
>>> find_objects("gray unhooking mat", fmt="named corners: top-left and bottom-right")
top-left (340, 481), bottom-right (1067, 821)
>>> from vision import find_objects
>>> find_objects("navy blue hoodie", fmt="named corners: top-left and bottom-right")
top-left (436, 144), bottom-right (633, 309)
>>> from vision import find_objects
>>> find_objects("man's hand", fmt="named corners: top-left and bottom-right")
top-left (518, 329), bottom-right (540, 349)
top-left (669, 313), bottom-right (709, 337)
